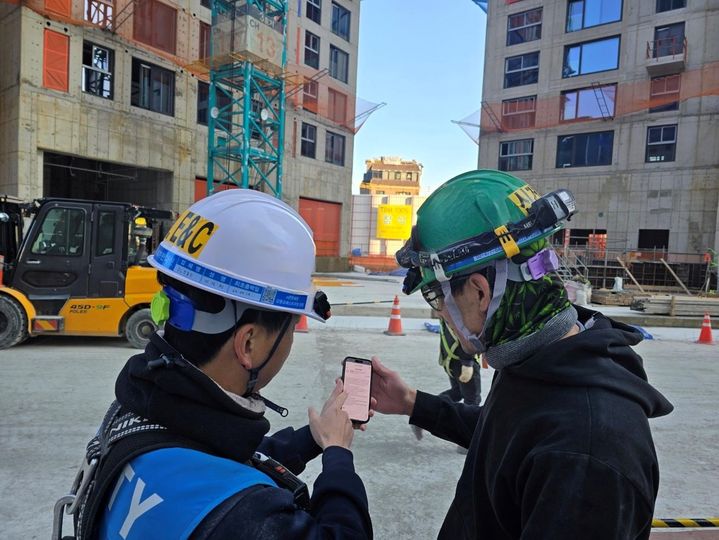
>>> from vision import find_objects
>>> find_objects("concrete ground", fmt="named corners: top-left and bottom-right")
top-left (1, 274), bottom-right (717, 539)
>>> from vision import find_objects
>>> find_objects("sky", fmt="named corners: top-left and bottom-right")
top-left (351, 0), bottom-right (487, 195)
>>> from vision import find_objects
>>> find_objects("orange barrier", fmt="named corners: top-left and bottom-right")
top-left (294, 315), bottom-right (309, 334)
top-left (697, 313), bottom-right (714, 345)
top-left (384, 296), bottom-right (405, 336)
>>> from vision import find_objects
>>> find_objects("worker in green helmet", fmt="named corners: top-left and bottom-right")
top-left (371, 170), bottom-right (673, 539)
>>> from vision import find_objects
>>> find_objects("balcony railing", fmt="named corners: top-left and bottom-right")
top-left (647, 36), bottom-right (686, 59)
top-left (645, 36), bottom-right (687, 76)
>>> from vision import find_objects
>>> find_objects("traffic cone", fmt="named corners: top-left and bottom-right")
top-left (295, 314), bottom-right (309, 333)
top-left (384, 295), bottom-right (405, 336)
top-left (697, 312), bottom-right (714, 344)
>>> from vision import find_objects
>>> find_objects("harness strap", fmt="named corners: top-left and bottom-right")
top-left (78, 409), bottom-right (207, 540)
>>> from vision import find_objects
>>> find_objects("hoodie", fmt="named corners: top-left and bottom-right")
top-left (410, 307), bottom-right (673, 540)
top-left (96, 335), bottom-right (373, 539)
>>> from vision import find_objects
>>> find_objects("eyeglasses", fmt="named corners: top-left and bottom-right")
top-left (421, 285), bottom-right (443, 311)
top-left (420, 275), bottom-right (471, 311)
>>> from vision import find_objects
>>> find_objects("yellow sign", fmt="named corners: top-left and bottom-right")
top-left (165, 209), bottom-right (218, 258)
top-left (377, 205), bottom-right (412, 240)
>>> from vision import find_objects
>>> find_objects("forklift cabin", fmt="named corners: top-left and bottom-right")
top-left (0, 196), bottom-right (173, 349)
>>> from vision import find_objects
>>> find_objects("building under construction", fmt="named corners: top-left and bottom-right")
top-left (360, 156), bottom-right (423, 196)
top-left (0, 0), bottom-right (364, 270)
top-left (476, 0), bottom-right (719, 289)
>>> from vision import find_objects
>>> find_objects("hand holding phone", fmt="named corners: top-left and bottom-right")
top-left (341, 357), bottom-right (373, 425)
top-left (308, 379), bottom-right (354, 450)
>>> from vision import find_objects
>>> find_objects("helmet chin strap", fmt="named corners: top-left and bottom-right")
top-left (438, 259), bottom-right (509, 355)
top-left (243, 314), bottom-right (293, 400)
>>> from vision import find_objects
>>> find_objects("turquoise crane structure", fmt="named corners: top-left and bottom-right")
top-left (206, 0), bottom-right (288, 198)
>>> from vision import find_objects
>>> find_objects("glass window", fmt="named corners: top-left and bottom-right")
top-left (96, 211), bottom-right (115, 256)
top-left (131, 58), bottom-right (175, 116)
top-left (32, 208), bottom-right (85, 256)
top-left (556, 131), bottom-right (614, 167)
top-left (504, 52), bottom-right (539, 88)
top-left (372, 170), bottom-right (382, 178)
top-left (561, 84), bottom-right (616, 121)
top-left (82, 41), bottom-right (114, 99)
top-left (563, 36), bottom-right (620, 78)
top-left (406, 172), bottom-right (412, 180)
top-left (566, 0), bottom-right (622, 32)
top-left (306, 0), bottom-right (321, 24)
top-left (304, 31), bottom-right (320, 69)
top-left (394, 172), bottom-right (401, 180)
top-left (507, 8), bottom-right (542, 46)
top-left (197, 81), bottom-right (233, 127)
top-left (303, 80), bottom-right (318, 113)
top-left (649, 75), bottom-right (680, 112)
top-left (328, 88), bottom-right (348, 124)
top-left (325, 130), bottom-right (346, 166)
top-left (501, 96), bottom-right (536, 129)
top-left (329, 46), bottom-right (349, 83)
top-left (331, 2), bottom-right (351, 41)
top-left (301, 122), bottom-right (317, 158)
top-left (199, 22), bottom-right (210, 60)
top-left (656, 0), bottom-right (685, 12)
top-left (653, 23), bottom-right (685, 58)
top-left (638, 229), bottom-right (669, 250)
top-left (84, 0), bottom-right (113, 28)
top-left (133, 0), bottom-right (177, 54)
top-left (499, 139), bottom-right (534, 171)
top-left (646, 124), bottom-right (677, 162)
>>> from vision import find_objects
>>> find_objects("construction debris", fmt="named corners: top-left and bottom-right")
top-left (591, 289), bottom-right (637, 306)
top-left (631, 295), bottom-right (719, 317)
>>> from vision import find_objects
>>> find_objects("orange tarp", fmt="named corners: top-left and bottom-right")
top-left (44, 0), bottom-right (70, 16)
top-left (43, 29), bottom-right (69, 92)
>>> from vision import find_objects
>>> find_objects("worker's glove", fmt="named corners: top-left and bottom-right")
top-left (459, 364), bottom-right (474, 383)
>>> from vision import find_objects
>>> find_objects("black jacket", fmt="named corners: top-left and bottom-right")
top-left (100, 335), bottom-right (373, 539)
top-left (410, 307), bottom-right (673, 540)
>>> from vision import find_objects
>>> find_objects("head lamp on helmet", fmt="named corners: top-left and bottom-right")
top-left (396, 184), bottom-right (575, 294)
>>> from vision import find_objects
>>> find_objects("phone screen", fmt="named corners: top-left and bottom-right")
top-left (341, 357), bottom-right (372, 424)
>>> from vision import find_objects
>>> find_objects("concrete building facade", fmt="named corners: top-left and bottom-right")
top-left (350, 193), bottom-right (426, 259)
top-left (0, 0), bottom-right (359, 271)
top-left (359, 156), bottom-right (423, 195)
top-left (478, 0), bottom-right (719, 258)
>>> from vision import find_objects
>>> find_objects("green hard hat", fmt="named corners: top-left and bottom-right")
top-left (411, 169), bottom-right (545, 292)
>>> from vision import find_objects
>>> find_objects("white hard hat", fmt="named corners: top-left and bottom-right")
top-left (148, 190), bottom-right (326, 321)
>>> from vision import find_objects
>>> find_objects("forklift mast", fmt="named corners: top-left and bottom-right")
top-left (0, 195), bottom-right (27, 286)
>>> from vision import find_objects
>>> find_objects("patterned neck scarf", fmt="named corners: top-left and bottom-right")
top-left (485, 239), bottom-right (572, 347)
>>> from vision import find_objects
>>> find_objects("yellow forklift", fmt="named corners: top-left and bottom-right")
top-left (0, 195), bottom-right (174, 349)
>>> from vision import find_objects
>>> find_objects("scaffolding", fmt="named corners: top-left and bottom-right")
top-left (207, 0), bottom-right (287, 198)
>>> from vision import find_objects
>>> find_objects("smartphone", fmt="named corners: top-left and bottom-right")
top-left (341, 357), bottom-right (372, 425)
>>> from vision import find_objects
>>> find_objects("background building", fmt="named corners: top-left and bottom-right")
top-left (350, 193), bottom-right (426, 269)
top-left (478, 0), bottom-right (719, 274)
top-left (359, 156), bottom-right (422, 195)
top-left (0, 0), bottom-right (360, 271)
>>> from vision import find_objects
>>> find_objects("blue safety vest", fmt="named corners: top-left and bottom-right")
top-left (99, 447), bottom-right (277, 540)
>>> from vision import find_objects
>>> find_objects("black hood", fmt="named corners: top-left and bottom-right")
top-left (115, 334), bottom-right (270, 463)
top-left (506, 306), bottom-right (673, 419)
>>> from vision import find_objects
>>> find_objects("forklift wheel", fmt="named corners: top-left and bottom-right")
top-left (0, 295), bottom-right (29, 350)
top-left (125, 308), bottom-right (157, 350)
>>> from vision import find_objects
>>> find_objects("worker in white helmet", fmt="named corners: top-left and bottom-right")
top-left (54, 190), bottom-right (374, 540)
